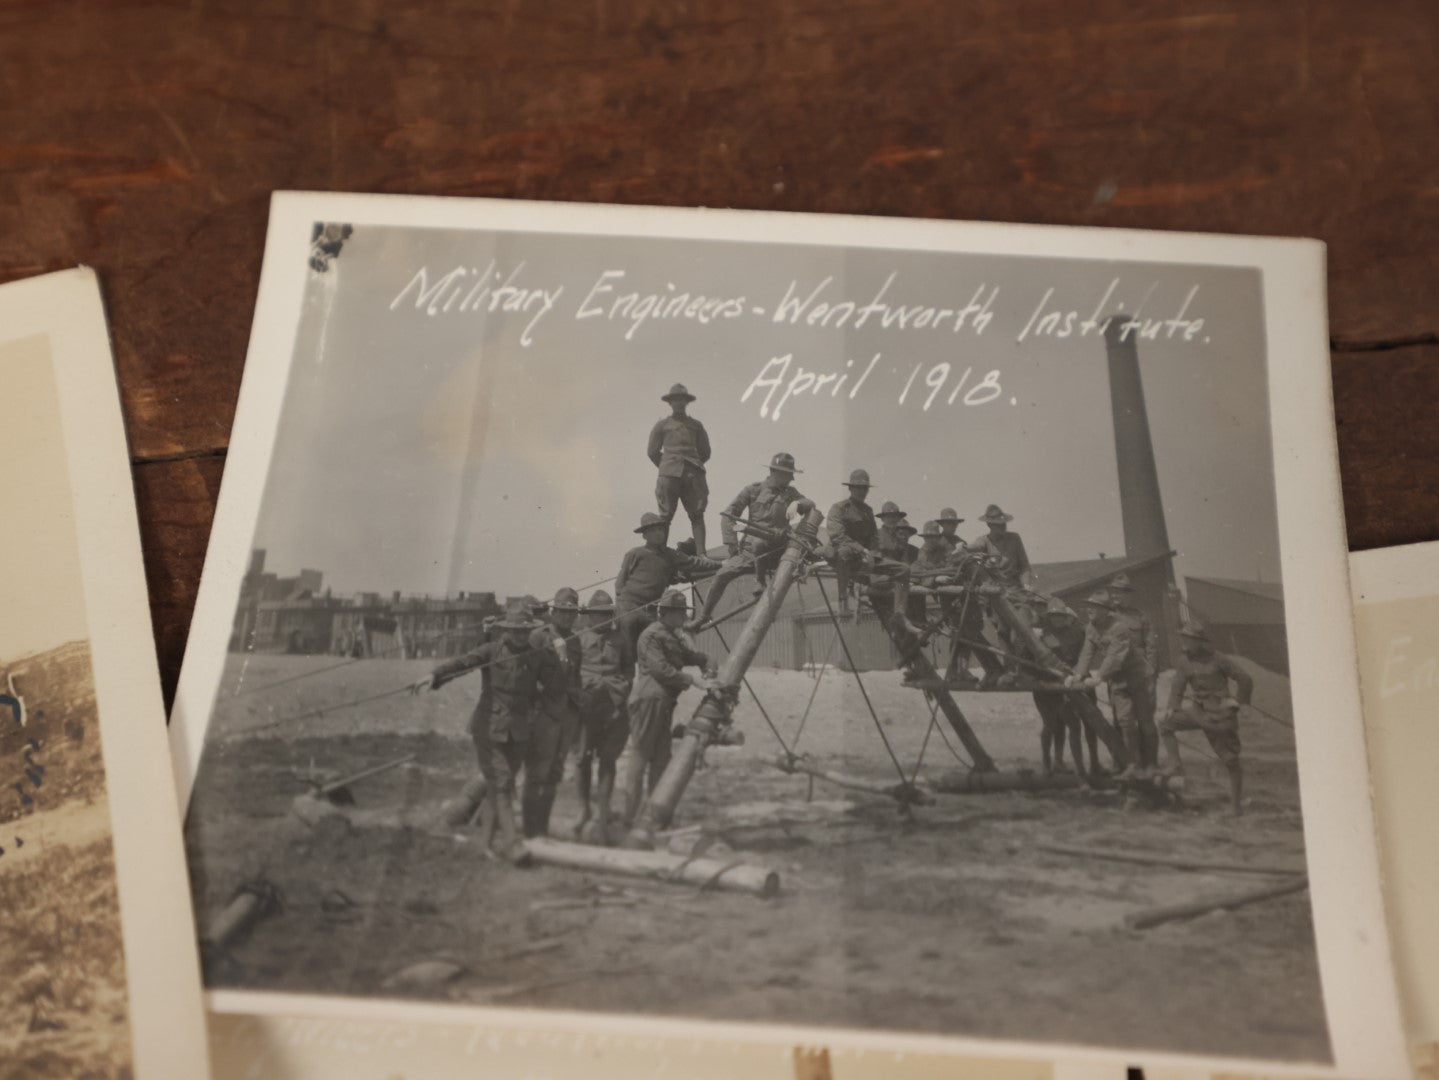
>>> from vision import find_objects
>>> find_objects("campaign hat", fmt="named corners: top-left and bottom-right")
top-left (1083, 590), bottom-right (1115, 609)
top-left (877, 500), bottom-right (906, 519)
top-left (634, 511), bottom-right (669, 534)
top-left (551, 587), bottom-right (581, 611)
top-left (662, 383), bottom-right (696, 403)
top-left (767, 451), bottom-right (802, 474)
top-left (585, 589), bottom-right (616, 613)
top-left (1107, 572), bottom-right (1134, 593)
top-left (497, 599), bottom-right (536, 630)
top-left (939, 507), bottom-right (964, 523)
top-left (656, 589), bottom-right (690, 611)
top-left (894, 519), bottom-right (918, 536)
top-left (844, 468), bottom-right (872, 488)
top-left (979, 504), bottom-right (1014, 524)
top-left (1179, 621), bottom-right (1210, 640)
top-left (919, 520), bottom-right (945, 538)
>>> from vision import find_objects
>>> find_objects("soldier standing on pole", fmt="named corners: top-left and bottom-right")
top-left (1107, 571), bottom-right (1159, 686)
top-left (410, 598), bottom-right (537, 864)
top-left (615, 512), bottom-right (722, 669)
top-left (574, 589), bottom-right (632, 843)
top-left (618, 590), bottom-right (720, 828)
top-left (525, 587), bottom-right (583, 837)
top-left (687, 451), bottom-right (809, 631)
top-left (648, 383), bottom-right (711, 554)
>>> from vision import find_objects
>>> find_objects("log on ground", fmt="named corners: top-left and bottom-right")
top-left (1038, 842), bottom-right (1306, 877)
top-left (524, 837), bottom-right (780, 897)
top-left (1123, 876), bottom-right (1309, 930)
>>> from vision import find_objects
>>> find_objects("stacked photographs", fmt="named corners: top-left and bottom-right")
top-left (0, 270), bottom-right (211, 1079)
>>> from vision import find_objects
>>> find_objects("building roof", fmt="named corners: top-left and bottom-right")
top-left (1185, 575), bottom-right (1284, 604)
top-left (1031, 550), bottom-right (1175, 597)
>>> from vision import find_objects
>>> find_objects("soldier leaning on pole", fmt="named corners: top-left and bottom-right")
top-left (824, 469), bottom-right (914, 626)
top-left (1160, 621), bottom-right (1254, 815)
top-left (618, 590), bottom-right (721, 828)
top-left (524, 587), bottom-right (584, 838)
top-left (615, 512), bottom-right (722, 668)
top-left (573, 589), bottom-right (632, 844)
top-left (410, 598), bottom-right (537, 864)
top-left (1067, 590), bottom-right (1158, 777)
top-left (648, 382), bottom-right (711, 554)
top-left (687, 451), bottom-right (811, 631)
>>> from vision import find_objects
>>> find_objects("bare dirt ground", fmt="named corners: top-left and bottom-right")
top-left (187, 653), bottom-right (1330, 1065)
top-left (1, 643), bottom-right (133, 1080)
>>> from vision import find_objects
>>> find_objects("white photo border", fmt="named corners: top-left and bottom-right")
top-left (170, 193), bottom-right (1408, 1079)
top-left (1, 268), bottom-right (213, 1080)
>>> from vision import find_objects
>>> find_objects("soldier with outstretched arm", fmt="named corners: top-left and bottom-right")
top-left (687, 451), bottom-right (810, 630)
top-left (1160, 621), bottom-right (1254, 815)
top-left (410, 599), bottom-right (538, 864)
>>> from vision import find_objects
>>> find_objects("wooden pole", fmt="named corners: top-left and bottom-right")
top-left (315, 752), bottom-right (417, 799)
top-left (885, 626), bottom-right (997, 772)
top-left (629, 508), bottom-right (824, 845)
top-left (772, 754), bottom-right (927, 806)
top-left (1037, 843), bottom-right (1306, 877)
top-left (525, 837), bottom-right (779, 897)
top-left (1124, 876), bottom-right (1309, 930)
top-left (929, 769), bottom-right (1083, 794)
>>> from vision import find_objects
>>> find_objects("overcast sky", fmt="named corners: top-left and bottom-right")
top-left (251, 223), bottom-right (1279, 602)
top-left (0, 334), bottom-right (89, 659)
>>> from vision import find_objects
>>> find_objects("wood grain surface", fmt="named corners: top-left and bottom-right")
top-left (1, 0), bottom-right (1435, 704)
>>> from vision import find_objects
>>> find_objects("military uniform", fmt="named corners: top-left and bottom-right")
top-left (825, 478), bottom-right (911, 622)
top-left (967, 529), bottom-right (1032, 587)
top-left (1075, 602), bottom-right (1157, 770)
top-left (579, 621), bottom-right (632, 770)
top-left (1032, 605), bottom-right (1092, 774)
top-left (620, 596), bottom-right (713, 825)
top-left (691, 458), bottom-right (807, 627)
top-left (1161, 648), bottom-right (1253, 766)
top-left (523, 592), bottom-right (584, 836)
top-left (649, 385), bottom-right (710, 550)
top-left (615, 511), bottom-right (722, 665)
top-left (431, 638), bottom-right (537, 799)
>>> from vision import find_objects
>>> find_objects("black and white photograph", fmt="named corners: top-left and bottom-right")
top-left (0, 270), bottom-right (211, 1080)
top-left (172, 195), bottom-right (1406, 1077)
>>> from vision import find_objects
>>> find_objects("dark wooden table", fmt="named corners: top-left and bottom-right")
top-left (2, 1), bottom-right (1435, 706)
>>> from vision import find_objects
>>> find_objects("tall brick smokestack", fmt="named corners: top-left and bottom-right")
top-left (1103, 316), bottom-right (1173, 562)
top-left (1104, 315), bottom-right (1178, 667)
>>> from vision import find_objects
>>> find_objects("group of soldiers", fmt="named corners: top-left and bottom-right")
top-left (414, 382), bottom-right (1258, 862)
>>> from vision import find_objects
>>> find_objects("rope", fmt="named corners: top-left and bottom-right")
top-left (909, 695), bottom-right (942, 784)
top-left (813, 575), bottom-right (910, 787)
top-left (790, 622), bottom-right (838, 752)
top-left (233, 684), bottom-right (414, 737)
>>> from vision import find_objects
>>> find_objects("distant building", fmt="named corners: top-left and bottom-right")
top-left (232, 551), bottom-right (501, 658)
top-left (1184, 576), bottom-right (1288, 675)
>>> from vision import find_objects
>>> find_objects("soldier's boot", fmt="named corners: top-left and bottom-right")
top-left (520, 785), bottom-right (545, 838)
top-left (689, 515), bottom-right (707, 558)
top-left (1119, 728), bottom-right (1143, 778)
top-left (616, 752), bottom-right (646, 828)
top-left (1227, 762), bottom-right (1244, 816)
top-left (536, 783), bottom-right (559, 835)
top-left (687, 571), bottom-right (736, 631)
top-left (1159, 731), bottom-right (1184, 776)
top-left (573, 754), bottom-right (593, 837)
top-left (493, 795), bottom-right (525, 861)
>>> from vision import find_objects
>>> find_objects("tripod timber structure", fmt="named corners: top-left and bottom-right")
top-left (622, 506), bottom-right (1132, 851)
